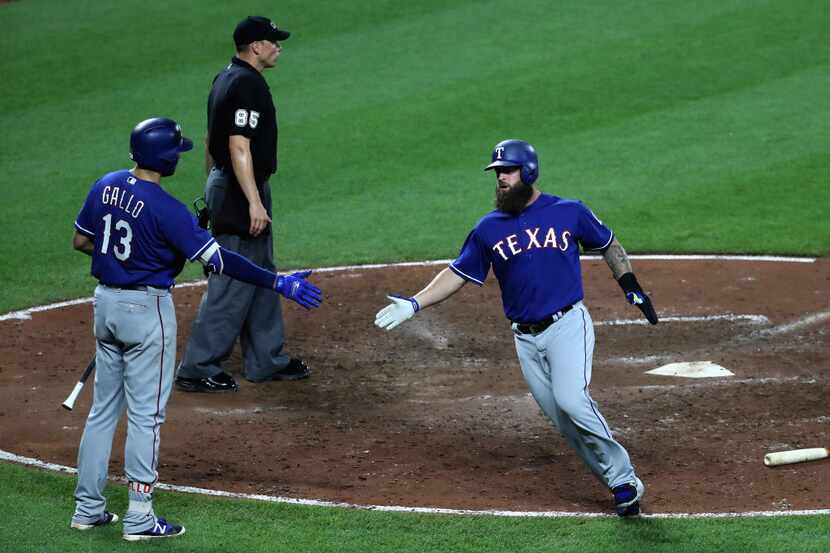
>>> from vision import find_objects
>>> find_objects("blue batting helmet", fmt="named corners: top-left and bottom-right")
top-left (484, 139), bottom-right (539, 185)
top-left (129, 117), bottom-right (193, 177)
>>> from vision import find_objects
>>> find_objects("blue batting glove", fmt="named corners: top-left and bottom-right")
top-left (277, 270), bottom-right (323, 309)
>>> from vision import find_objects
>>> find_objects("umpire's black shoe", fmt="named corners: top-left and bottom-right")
top-left (271, 358), bottom-right (311, 381)
top-left (175, 371), bottom-right (239, 393)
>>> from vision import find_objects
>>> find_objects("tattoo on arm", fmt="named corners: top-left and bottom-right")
top-left (602, 239), bottom-right (632, 280)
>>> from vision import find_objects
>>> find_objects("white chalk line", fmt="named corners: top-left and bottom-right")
top-left (596, 314), bottom-right (769, 326)
top-left (0, 254), bottom-right (816, 321)
top-left (0, 297), bottom-right (95, 321)
top-left (760, 309), bottom-right (830, 336)
top-left (1, 449), bottom-right (827, 519)
top-left (629, 376), bottom-right (817, 392)
top-left (305, 255), bottom-right (818, 271)
top-left (591, 255), bottom-right (815, 263)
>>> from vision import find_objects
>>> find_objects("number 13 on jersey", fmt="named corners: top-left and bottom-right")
top-left (101, 214), bottom-right (133, 261)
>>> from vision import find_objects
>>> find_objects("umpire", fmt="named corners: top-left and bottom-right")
top-left (176, 16), bottom-right (309, 393)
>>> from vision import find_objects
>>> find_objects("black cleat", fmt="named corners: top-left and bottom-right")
top-left (175, 371), bottom-right (239, 393)
top-left (271, 358), bottom-right (311, 381)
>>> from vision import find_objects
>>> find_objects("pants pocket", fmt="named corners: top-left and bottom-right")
top-left (117, 301), bottom-right (149, 314)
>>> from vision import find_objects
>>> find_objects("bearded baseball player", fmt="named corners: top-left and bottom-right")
top-left (375, 139), bottom-right (658, 516)
top-left (70, 118), bottom-right (322, 540)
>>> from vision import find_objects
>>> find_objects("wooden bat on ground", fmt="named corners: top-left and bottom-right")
top-left (62, 357), bottom-right (96, 411)
top-left (764, 448), bottom-right (829, 467)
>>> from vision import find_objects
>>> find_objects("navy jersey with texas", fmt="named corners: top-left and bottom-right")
top-left (450, 193), bottom-right (613, 323)
top-left (74, 170), bottom-right (215, 288)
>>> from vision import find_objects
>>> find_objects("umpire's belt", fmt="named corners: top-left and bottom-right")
top-left (513, 305), bottom-right (574, 335)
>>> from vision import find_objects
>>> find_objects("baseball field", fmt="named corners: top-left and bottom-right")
top-left (1, 0), bottom-right (829, 551)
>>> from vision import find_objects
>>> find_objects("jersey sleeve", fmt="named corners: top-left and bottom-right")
top-left (576, 201), bottom-right (614, 251)
top-left (158, 200), bottom-right (217, 261)
top-left (449, 228), bottom-right (491, 286)
top-left (227, 77), bottom-right (265, 139)
top-left (74, 181), bottom-right (99, 237)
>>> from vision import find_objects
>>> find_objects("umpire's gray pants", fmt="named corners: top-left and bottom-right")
top-left (73, 285), bottom-right (176, 533)
top-left (177, 168), bottom-right (289, 382)
top-left (513, 302), bottom-right (637, 490)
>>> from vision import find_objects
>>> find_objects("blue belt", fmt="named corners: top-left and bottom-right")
top-left (514, 304), bottom-right (574, 335)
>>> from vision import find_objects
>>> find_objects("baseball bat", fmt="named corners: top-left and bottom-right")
top-left (62, 357), bottom-right (96, 411)
top-left (764, 448), bottom-right (829, 467)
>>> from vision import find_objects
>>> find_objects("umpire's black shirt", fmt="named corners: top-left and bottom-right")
top-left (207, 57), bottom-right (278, 236)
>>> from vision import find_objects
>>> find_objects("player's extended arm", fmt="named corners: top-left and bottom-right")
top-left (602, 238), bottom-right (658, 324)
top-left (375, 267), bottom-right (466, 330)
top-left (72, 231), bottom-right (94, 257)
top-left (199, 243), bottom-right (322, 309)
top-left (228, 134), bottom-right (271, 237)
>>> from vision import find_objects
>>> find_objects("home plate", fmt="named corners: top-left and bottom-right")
top-left (646, 361), bottom-right (734, 378)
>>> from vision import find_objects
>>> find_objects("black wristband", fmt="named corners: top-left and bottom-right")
top-left (617, 272), bottom-right (641, 294)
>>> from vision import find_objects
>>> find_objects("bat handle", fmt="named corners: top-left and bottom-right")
top-left (62, 381), bottom-right (85, 411)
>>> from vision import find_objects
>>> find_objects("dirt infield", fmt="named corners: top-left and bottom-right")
top-left (1, 258), bottom-right (828, 514)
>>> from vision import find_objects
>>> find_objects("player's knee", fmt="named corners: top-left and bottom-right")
top-left (551, 393), bottom-right (586, 419)
top-left (126, 409), bottom-right (167, 428)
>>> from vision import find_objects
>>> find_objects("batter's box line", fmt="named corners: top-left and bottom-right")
top-left (1, 449), bottom-right (828, 519)
top-left (596, 314), bottom-right (769, 326)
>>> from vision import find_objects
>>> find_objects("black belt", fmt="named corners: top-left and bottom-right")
top-left (102, 283), bottom-right (148, 291)
top-left (101, 283), bottom-right (169, 292)
top-left (514, 305), bottom-right (574, 335)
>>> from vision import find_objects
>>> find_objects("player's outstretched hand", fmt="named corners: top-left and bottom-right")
top-left (375, 294), bottom-right (420, 330)
top-left (618, 272), bottom-right (658, 325)
top-left (276, 270), bottom-right (323, 309)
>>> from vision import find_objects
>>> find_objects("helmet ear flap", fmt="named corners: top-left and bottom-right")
top-left (521, 160), bottom-right (538, 185)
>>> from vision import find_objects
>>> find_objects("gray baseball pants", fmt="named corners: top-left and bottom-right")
top-left (512, 301), bottom-right (637, 489)
top-left (72, 285), bottom-right (176, 533)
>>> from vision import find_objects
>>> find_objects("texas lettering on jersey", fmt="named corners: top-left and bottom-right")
top-left (491, 226), bottom-right (572, 261)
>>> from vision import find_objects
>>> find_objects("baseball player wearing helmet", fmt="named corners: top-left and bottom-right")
top-left (375, 139), bottom-right (658, 516)
top-left (70, 118), bottom-right (322, 540)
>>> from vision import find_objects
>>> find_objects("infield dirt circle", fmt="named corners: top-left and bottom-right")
top-left (1, 258), bottom-right (828, 514)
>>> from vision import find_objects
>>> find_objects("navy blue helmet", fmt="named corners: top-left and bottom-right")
top-left (484, 139), bottom-right (539, 185)
top-left (129, 117), bottom-right (193, 177)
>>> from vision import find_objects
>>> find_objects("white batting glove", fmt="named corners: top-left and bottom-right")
top-left (374, 294), bottom-right (420, 330)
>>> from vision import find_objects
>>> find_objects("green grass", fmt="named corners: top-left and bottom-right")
top-left (1, 0), bottom-right (828, 312)
top-left (2, 462), bottom-right (829, 553)
top-left (0, 0), bottom-right (828, 550)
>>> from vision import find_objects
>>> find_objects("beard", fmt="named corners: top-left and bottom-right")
top-left (495, 182), bottom-right (533, 215)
